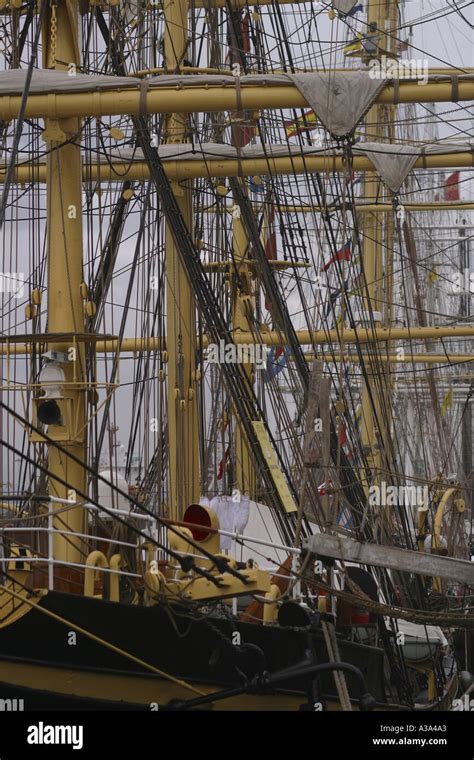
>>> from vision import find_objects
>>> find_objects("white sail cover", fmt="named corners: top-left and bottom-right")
top-left (289, 72), bottom-right (387, 137)
top-left (0, 69), bottom-right (135, 94)
top-left (6, 141), bottom-right (471, 173)
top-left (105, 142), bottom-right (337, 163)
top-left (0, 70), bottom-right (289, 96)
top-left (1, 69), bottom-right (473, 98)
top-left (353, 141), bottom-right (472, 191)
top-left (357, 142), bottom-right (420, 192)
top-left (209, 495), bottom-right (250, 552)
top-left (332, 0), bottom-right (359, 13)
top-left (103, 141), bottom-right (470, 164)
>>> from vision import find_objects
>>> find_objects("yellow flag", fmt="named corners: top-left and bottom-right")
top-left (344, 34), bottom-right (363, 56)
top-left (441, 389), bottom-right (453, 417)
top-left (284, 109), bottom-right (317, 138)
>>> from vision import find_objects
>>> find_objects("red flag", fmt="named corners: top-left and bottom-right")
top-left (320, 242), bottom-right (351, 272)
top-left (318, 480), bottom-right (332, 496)
top-left (217, 446), bottom-right (230, 480)
top-left (444, 171), bottom-right (460, 201)
top-left (338, 419), bottom-right (347, 447)
top-left (345, 171), bottom-right (361, 188)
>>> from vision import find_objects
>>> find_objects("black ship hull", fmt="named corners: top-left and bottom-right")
top-left (0, 589), bottom-right (398, 711)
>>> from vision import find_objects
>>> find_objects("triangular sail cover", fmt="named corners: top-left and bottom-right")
top-left (357, 143), bottom-right (420, 192)
top-left (332, 0), bottom-right (359, 13)
top-left (289, 72), bottom-right (387, 138)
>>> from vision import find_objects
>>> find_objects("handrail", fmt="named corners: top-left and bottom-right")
top-left (0, 554), bottom-right (141, 578)
top-left (0, 526), bottom-right (138, 549)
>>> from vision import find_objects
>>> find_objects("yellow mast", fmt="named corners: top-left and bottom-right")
top-left (40, 0), bottom-right (86, 569)
top-left (163, 0), bottom-right (200, 519)
top-left (359, 0), bottom-right (393, 490)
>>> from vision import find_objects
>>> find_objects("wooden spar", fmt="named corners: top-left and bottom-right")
top-left (2, 328), bottom-right (474, 356)
top-left (0, 78), bottom-right (472, 122)
top-left (2, 151), bottom-right (473, 183)
top-left (303, 533), bottom-right (474, 585)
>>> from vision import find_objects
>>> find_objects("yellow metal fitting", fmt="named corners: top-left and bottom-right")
top-left (109, 554), bottom-right (122, 602)
top-left (109, 127), bottom-right (125, 140)
top-left (263, 584), bottom-right (280, 625)
top-left (84, 551), bottom-right (108, 598)
top-left (24, 304), bottom-right (37, 320)
top-left (85, 301), bottom-right (97, 317)
top-left (31, 288), bottom-right (42, 305)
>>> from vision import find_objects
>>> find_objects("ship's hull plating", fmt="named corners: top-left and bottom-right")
top-left (0, 590), bottom-right (456, 711)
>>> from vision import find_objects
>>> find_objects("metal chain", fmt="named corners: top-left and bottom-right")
top-left (49, 0), bottom-right (57, 69)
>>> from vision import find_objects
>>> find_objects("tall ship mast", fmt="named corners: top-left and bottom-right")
top-left (0, 0), bottom-right (473, 713)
